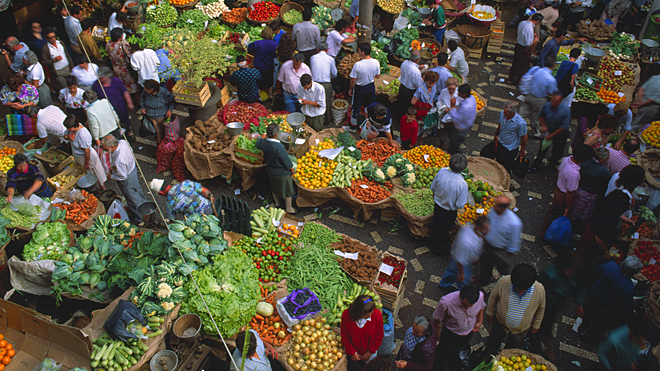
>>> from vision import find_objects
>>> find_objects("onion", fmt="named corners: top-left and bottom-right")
top-left (293, 351), bottom-right (300, 358)
top-left (309, 354), bottom-right (316, 361)
top-left (288, 358), bottom-right (295, 366)
top-left (293, 324), bottom-right (302, 331)
top-left (294, 345), bottom-right (300, 352)
top-left (294, 364), bottom-right (301, 371)
top-left (315, 322), bottom-right (323, 329)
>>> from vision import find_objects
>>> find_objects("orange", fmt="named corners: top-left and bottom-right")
top-left (5, 345), bottom-right (11, 351)
top-left (0, 350), bottom-right (6, 357)
top-left (6, 350), bottom-right (14, 358)
top-left (2, 357), bottom-right (10, 365)
top-left (0, 341), bottom-right (7, 348)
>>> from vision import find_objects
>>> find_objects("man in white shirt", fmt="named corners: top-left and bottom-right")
top-left (131, 48), bottom-right (160, 87)
top-left (70, 58), bottom-right (99, 91)
top-left (430, 153), bottom-right (469, 254)
top-left (348, 43), bottom-right (380, 132)
top-left (101, 135), bottom-right (147, 223)
top-left (310, 42), bottom-right (336, 126)
top-left (398, 50), bottom-right (424, 117)
top-left (40, 27), bottom-right (72, 91)
top-left (326, 19), bottom-right (355, 58)
top-left (439, 216), bottom-right (490, 289)
top-left (508, 12), bottom-right (543, 85)
top-left (297, 74), bottom-right (325, 132)
top-left (65, 5), bottom-right (84, 55)
top-left (447, 40), bottom-right (469, 83)
top-left (32, 105), bottom-right (67, 145)
top-left (292, 8), bottom-right (321, 68)
top-left (478, 195), bottom-right (524, 285)
top-left (108, 10), bottom-right (127, 31)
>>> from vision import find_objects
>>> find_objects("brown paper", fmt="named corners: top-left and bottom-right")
top-left (52, 189), bottom-right (106, 231)
top-left (82, 287), bottom-right (181, 371)
top-left (636, 147), bottom-right (660, 189)
top-left (184, 117), bottom-right (235, 181)
top-left (375, 75), bottom-right (399, 103)
top-left (467, 156), bottom-right (511, 190)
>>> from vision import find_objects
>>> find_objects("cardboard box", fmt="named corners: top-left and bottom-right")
top-left (439, 0), bottom-right (458, 13)
top-left (277, 212), bottom-right (304, 238)
top-left (47, 163), bottom-right (85, 190)
top-left (0, 300), bottom-right (91, 371)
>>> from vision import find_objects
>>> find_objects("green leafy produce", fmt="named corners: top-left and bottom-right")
top-left (283, 9), bottom-right (303, 24)
top-left (335, 130), bottom-right (362, 160)
top-left (298, 222), bottom-right (341, 249)
top-left (393, 27), bottom-right (419, 59)
top-left (552, 53), bottom-right (568, 76)
top-left (168, 36), bottom-right (234, 87)
top-left (176, 9), bottom-right (210, 32)
top-left (400, 8), bottom-right (422, 25)
top-left (0, 202), bottom-right (41, 227)
top-left (640, 206), bottom-right (657, 223)
top-left (370, 42), bottom-right (390, 75)
top-left (146, 4), bottom-right (178, 26)
top-left (575, 86), bottom-right (603, 102)
top-left (311, 6), bottom-right (333, 30)
top-left (393, 188), bottom-right (434, 216)
top-left (235, 135), bottom-right (262, 163)
top-left (136, 23), bottom-right (167, 49)
top-left (23, 222), bottom-right (70, 262)
top-left (0, 217), bottom-right (12, 247)
top-left (181, 248), bottom-right (260, 337)
top-left (608, 31), bottom-right (639, 57)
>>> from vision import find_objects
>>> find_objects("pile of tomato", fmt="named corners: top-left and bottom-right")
top-left (248, 1), bottom-right (280, 21)
top-left (634, 241), bottom-right (660, 282)
top-left (429, 43), bottom-right (440, 54)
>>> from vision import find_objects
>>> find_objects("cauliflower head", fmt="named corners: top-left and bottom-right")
top-left (375, 168), bottom-right (385, 181)
top-left (161, 301), bottom-right (175, 312)
top-left (157, 283), bottom-right (173, 298)
top-left (386, 166), bottom-right (397, 178)
top-left (405, 164), bottom-right (414, 171)
top-left (406, 172), bottom-right (416, 184)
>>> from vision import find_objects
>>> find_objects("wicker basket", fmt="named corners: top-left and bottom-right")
top-left (280, 1), bottom-right (304, 26)
top-left (247, 2), bottom-right (281, 25)
top-left (420, 36), bottom-right (442, 57)
top-left (456, 24), bottom-right (491, 49)
top-left (0, 141), bottom-right (27, 195)
top-left (171, 0), bottom-right (199, 8)
top-left (474, 91), bottom-right (487, 116)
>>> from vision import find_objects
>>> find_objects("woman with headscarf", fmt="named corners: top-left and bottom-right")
top-left (0, 74), bottom-right (39, 113)
top-left (395, 316), bottom-right (436, 370)
top-left (23, 50), bottom-right (52, 108)
top-left (340, 295), bottom-right (384, 371)
top-left (105, 28), bottom-right (137, 95)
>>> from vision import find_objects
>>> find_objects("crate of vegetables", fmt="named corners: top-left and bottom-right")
top-left (372, 252), bottom-right (407, 312)
top-left (234, 135), bottom-right (264, 164)
top-left (173, 80), bottom-right (212, 107)
top-left (331, 235), bottom-right (381, 284)
top-left (276, 288), bottom-right (323, 328)
top-left (578, 72), bottom-right (603, 91)
top-left (47, 163), bottom-right (86, 190)
top-left (51, 188), bottom-right (105, 231)
top-left (629, 239), bottom-right (660, 282)
top-left (277, 212), bottom-right (305, 239)
top-left (34, 147), bottom-right (74, 175)
top-left (222, 32), bottom-right (250, 51)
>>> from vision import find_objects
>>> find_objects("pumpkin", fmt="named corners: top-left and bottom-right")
top-left (411, 40), bottom-right (421, 50)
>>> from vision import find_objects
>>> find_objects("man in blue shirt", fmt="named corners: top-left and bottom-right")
top-left (555, 48), bottom-right (581, 102)
top-left (520, 56), bottom-right (558, 138)
top-left (494, 101), bottom-right (528, 173)
top-left (530, 91), bottom-right (571, 172)
top-left (2, 36), bottom-right (29, 73)
top-left (536, 28), bottom-right (584, 67)
top-left (230, 56), bottom-right (261, 103)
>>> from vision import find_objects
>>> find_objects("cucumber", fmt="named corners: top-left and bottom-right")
top-left (119, 346), bottom-right (133, 356)
top-left (136, 341), bottom-right (148, 352)
top-left (115, 350), bottom-right (128, 366)
top-left (129, 356), bottom-right (138, 365)
top-left (253, 227), bottom-right (269, 235)
top-left (91, 360), bottom-right (99, 368)
top-left (95, 344), bottom-right (108, 362)
top-left (148, 316), bottom-right (162, 323)
top-left (107, 342), bottom-right (117, 361)
top-left (129, 345), bottom-right (141, 355)
top-left (146, 329), bottom-right (163, 338)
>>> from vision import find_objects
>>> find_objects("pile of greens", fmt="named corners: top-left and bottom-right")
top-left (176, 9), bottom-right (210, 33)
top-left (180, 248), bottom-right (260, 337)
top-left (393, 28), bottom-right (419, 59)
top-left (335, 131), bottom-right (362, 160)
top-left (128, 259), bottom-right (188, 316)
top-left (0, 199), bottom-right (42, 228)
top-left (167, 213), bottom-right (228, 274)
top-left (312, 6), bottom-right (333, 30)
top-left (371, 42), bottom-right (391, 75)
top-left (23, 222), bottom-right (70, 262)
top-left (609, 31), bottom-right (640, 57)
top-left (235, 136), bottom-right (262, 163)
top-left (0, 217), bottom-right (11, 247)
top-left (401, 8), bottom-right (422, 25)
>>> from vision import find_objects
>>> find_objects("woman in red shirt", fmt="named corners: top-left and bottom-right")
top-left (399, 106), bottom-right (418, 150)
top-left (341, 295), bottom-right (384, 371)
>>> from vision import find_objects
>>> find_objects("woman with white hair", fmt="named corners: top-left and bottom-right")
top-left (395, 316), bottom-right (436, 370)
top-left (23, 50), bottom-right (52, 108)
top-left (83, 90), bottom-right (121, 147)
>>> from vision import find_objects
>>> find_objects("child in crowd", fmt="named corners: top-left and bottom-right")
top-left (399, 107), bottom-right (418, 150)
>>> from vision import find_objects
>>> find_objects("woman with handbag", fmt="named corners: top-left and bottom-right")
top-left (106, 28), bottom-right (137, 97)
top-left (411, 71), bottom-right (439, 139)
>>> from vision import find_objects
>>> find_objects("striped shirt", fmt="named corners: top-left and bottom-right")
top-left (141, 87), bottom-right (175, 119)
top-left (506, 284), bottom-right (535, 330)
top-left (606, 148), bottom-right (631, 174)
top-left (36, 105), bottom-right (67, 140)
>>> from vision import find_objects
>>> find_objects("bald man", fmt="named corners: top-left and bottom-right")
top-left (478, 195), bottom-right (523, 285)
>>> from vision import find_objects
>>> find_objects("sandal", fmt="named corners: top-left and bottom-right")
top-left (286, 208), bottom-right (297, 214)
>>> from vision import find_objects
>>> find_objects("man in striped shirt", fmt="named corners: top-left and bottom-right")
top-left (484, 264), bottom-right (546, 356)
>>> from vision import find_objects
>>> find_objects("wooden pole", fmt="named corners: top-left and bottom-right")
top-left (357, 0), bottom-right (373, 45)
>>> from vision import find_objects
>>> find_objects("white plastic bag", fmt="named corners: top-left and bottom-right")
top-left (393, 13), bottom-right (410, 31)
top-left (107, 199), bottom-right (129, 221)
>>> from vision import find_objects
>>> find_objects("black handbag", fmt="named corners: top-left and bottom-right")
top-left (513, 156), bottom-right (529, 179)
top-left (480, 141), bottom-right (497, 159)
top-left (139, 117), bottom-right (156, 137)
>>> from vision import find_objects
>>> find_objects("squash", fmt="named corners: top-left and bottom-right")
top-left (256, 301), bottom-right (274, 317)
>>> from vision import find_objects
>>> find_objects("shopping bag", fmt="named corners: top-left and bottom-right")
top-left (512, 156), bottom-right (529, 179)
top-left (163, 115), bottom-right (181, 142)
top-left (480, 141), bottom-right (497, 159)
top-left (358, 119), bottom-right (378, 140)
top-left (107, 199), bottom-right (129, 221)
top-left (545, 216), bottom-right (573, 246)
top-left (139, 117), bottom-right (156, 137)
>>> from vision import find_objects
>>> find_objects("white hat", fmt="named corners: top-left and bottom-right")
top-left (150, 179), bottom-right (165, 194)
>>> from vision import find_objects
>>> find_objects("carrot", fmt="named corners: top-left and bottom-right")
top-left (254, 314), bottom-right (265, 321)
top-left (271, 315), bottom-right (281, 322)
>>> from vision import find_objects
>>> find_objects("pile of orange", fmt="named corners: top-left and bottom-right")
top-left (403, 145), bottom-right (450, 169)
top-left (641, 121), bottom-right (660, 148)
top-left (294, 139), bottom-right (337, 189)
top-left (0, 147), bottom-right (16, 157)
top-left (0, 335), bottom-right (16, 370)
top-left (168, 0), bottom-right (190, 5)
top-left (597, 88), bottom-right (625, 103)
top-left (279, 223), bottom-right (300, 238)
top-left (457, 198), bottom-right (495, 225)
top-left (472, 91), bottom-right (485, 111)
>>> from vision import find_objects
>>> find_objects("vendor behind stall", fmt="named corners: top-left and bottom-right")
top-left (5, 153), bottom-right (53, 202)
top-left (365, 103), bottom-right (396, 147)
top-left (256, 124), bottom-right (296, 214)
top-left (150, 178), bottom-right (212, 219)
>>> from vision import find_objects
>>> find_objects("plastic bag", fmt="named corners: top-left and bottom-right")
top-left (103, 299), bottom-right (146, 342)
top-left (163, 115), bottom-right (181, 143)
top-left (358, 120), bottom-right (378, 140)
top-left (108, 199), bottom-right (129, 221)
top-left (139, 117), bottom-right (156, 137)
top-left (32, 358), bottom-right (61, 371)
top-left (10, 196), bottom-right (37, 216)
top-left (393, 13), bottom-right (410, 31)
top-left (378, 308), bottom-right (395, 355)
top-left (69, 189), bottom-right (86, 202)
top-left (545, 216), bottom-right (572, 246)
top-left (96, 145), bottom-right (112, 174)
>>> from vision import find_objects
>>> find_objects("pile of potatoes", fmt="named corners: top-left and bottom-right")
top-left (577, 19), bottom-right (615, 40)
top-left (189, 120), bottom-right (233, 153)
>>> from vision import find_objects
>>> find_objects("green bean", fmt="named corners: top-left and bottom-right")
top-left (393, 189), bottom-right (434, 216)
top-left (299, 222), bottom-right (341, 249)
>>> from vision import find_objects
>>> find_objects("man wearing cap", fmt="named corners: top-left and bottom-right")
top-left (484, 264), bottom-right (546, 355)
top-left (230, 56), bottom-right (261, 103)
top-left (101, 135), bottom-right (147, 223)
top-left (150, 178), bottom-right (212, 219)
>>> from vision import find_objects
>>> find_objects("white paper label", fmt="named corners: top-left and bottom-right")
top-left (615, 70), bottom-right (622, 76)
top-left (359, 184), bottom-right (369, 189)
top-left (315, 139), bottom-right (320, 145)
top-left (649, 258), bottom-right (657, 265)
top-left (348, 146), bottom-right (355, 152)
top-left (477, 208), bottom-right (484, 213)
top-left (526, 368), bottom-right (534, 371)
top-left (272, 219), bottom-right (280, 226)
top-left (36, 151), bottom-right (41, 155)
top-left (256, 238), bottom-right (262, 243)
top-left (587, 78), bottom-right (593, 84)
top-left (345, 252), bottom-right (359, 260)
top-left (318, 161), bottom-right (322, 167)
top-left (618, 92), bottom-right (625, 97)
top-left (379, 263), bottom-right (394, 275)
top-left (407, 23), bottom-right (411, 29)
top-left (423, 154), bottom-right (429, 162)
top-left (142, 26), bottom-right (146, 31)
top-left (470, 0), bottom-right (476, 4)
top-left (208, 140), bottom-right (216, 144)
top-left (383, 80), bottom-right (389, 85)
top-left (261, 23), bottom-right (266, 27)
top-left (334, 250), bottom-right (345, 257)
top-left (187, 19), bottom-right (194, 23)
top-left (500, 78), bottom-right (504, 82)
top-left (632, 232), bottom-right (639, 239)
top-left (211, 39), bottom-right (218, 43)
top-left (234, 189), bottom-right (240, 195)
top-left (572, 317), bottom-right (583, 332)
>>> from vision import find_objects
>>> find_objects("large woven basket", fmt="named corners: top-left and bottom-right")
top-left (221, 7), bottom-right (247, 27)
top-left (456, 24), bottom-right (491, 49)
top-left (171, 0), bottom-right (199, 8)
top-left (279, 1), bottom-right (304, 26)
top-left (247, 4), bottom-right (280, 25)
top-left (420, 36), bottom-right (442, 57)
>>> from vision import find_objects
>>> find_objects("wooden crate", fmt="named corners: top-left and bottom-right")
top-left (34, 147), bottom-right (74, 176)
top-left (234, 147), bottom-right (264, 164)
top-left (222, 32), bottom-right (250, 51)
top-left (47, 163), bottom-right (85, 190)
top-left (487, 21), bottom-right (504, 54)
top-left (467, 46), bottom-right (484, 59)
top-left (220, 85), bottom-right (232, 107)
top-left (372, 252), bottom-right (408, 312)
top-left (173, 81), bottom-right (212, 107)
top-left (277, 212), bottom-right (304, 239)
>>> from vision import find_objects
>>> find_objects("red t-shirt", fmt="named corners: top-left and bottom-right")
top-left (340, 308), bottom-right (384, 356)
top-left (399, 116), bottom-right (419, 145)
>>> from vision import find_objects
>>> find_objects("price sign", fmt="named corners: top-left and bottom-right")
top-left (379, 263), bottom-right (394, 275)
top-left (208, 140), bottom-right (216, 144)
top-left (359, 184), bottom-right (369, 189)
top-left (36, 151), bottom-right (41, 155)
top-left (618, 92), bottom-right (625, 97)
top-left (477, 208), bottom-right (484, 213)
top-left (261, 23), bottom-right (266, 27)
top-left (142, 26), bottom-right (146, 31)
top-left (334, 250), bottom-right (345, 257)
top-left (187, 19), bottom-right (194, 23)
top-left (272, 219), bottom-right (280, 226)
top-left (632, 232), bottom-right (639, 239)
top-left (615, 70), bottom-right (622, 76)
top-left (587, 78), bottom-right (594, 85)
top-left (345, 252), bottom-right (359, 260)
top-left (256, 238), bottom-right (262, 243)
top-left (423, 154), bottom-right (430, 162)
top-left (315, 139), bottom-right (320, 145)
top-left (318, 161), bottom-right (322, 167)
top-left (407, 23), bottom-right (411, 29)
top-left (650, 258), bottom-right (657, 265)
top-left (211, 39), bottom-right (218, 43)
top-left (234, 189), bottom-right (241, 195)
top-left (348, 146), bottom-right (355, 152)
top-left (383, 80), bottom-right (389, 85)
